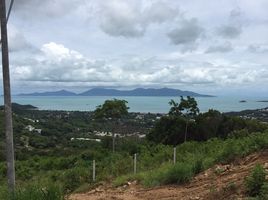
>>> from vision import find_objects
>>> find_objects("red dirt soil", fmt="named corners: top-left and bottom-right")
top-left (69, 149), bottom-right (268, 200)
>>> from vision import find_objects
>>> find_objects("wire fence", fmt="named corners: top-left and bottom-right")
top-left (90, 147), bottom-right (178, 182)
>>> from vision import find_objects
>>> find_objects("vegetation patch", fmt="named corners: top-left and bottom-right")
top-left (245, 164), bottom-right (268, 198)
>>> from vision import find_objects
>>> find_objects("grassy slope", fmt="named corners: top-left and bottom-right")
top-left (114, 131), bottom-right (268, 187)
top-left (0, 128), bottom-right (268, 198)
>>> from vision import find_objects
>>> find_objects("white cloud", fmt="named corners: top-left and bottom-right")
top-left (41, 42), bottom-right (83, 62)
top-left (10, 42), bottom-right (268, 91)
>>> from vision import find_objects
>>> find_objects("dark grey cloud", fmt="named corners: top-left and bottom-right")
top-left (248, 45), bottom-right (268, 53)
top-left (206, 42), bottom-right (233, 53)
top-left (143, 1), bottom-right (179, 24)
top-left (8, 25), bottom-right (34, 52)
top-left (13, 0), bottom-right (81, 18)
top-left (217, 8), bottom-right (243, 39)
top-left (217, 25), bottom-right (242, 39)
top-left (167, 18), bottom-right (204, 49)
top-left (98, 0), bottom-right (179, 38)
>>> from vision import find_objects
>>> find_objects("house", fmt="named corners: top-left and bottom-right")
top-left (25, 125), bottom-right (35, 132)
top-left (25, 125), bottom-right (42, 134)
top-left (35, 129), bottom-right (42, 134)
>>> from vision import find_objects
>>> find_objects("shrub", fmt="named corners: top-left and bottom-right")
top-left (60, 167), bottom-right (90, 192)
top-left (141, 163), bottom-right (193, 187)
top-left (245, 164), bottom-right (267, 197)
top-left (0, 183), bottom-right (64, 200)
top-left (259, 183), bottom-right (268, 199)
top-left (163, 163), bottom-right (193, 184)
top-left (193, 159), bottom-right (203, 174)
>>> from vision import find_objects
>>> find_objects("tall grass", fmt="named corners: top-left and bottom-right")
top-left (0, 183), bottom-right (64, 200)
top-left (114, 131), bottom-right (268, 187)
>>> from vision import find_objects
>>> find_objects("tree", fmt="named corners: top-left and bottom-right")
top-left (169, 96), bottom-right (199, 142)
top-left (195, 109), bottom-right (223, 140)
top-left (94, 99), bottom-right (129, 152)
top-left (94, 99), bottom-right (129, 120)
top-left (147, 115), bottom-right (186, 145)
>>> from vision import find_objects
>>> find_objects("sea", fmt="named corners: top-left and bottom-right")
top-left (0, 96), bottom-right (268, 113)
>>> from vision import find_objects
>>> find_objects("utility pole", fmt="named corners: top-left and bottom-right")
top-left (0, 0), bottom-right (15, 191)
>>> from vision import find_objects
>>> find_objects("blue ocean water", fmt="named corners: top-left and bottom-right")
top-left (0, 96), bottom-right (267, 113)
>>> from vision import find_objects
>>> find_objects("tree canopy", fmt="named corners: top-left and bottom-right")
top-left (147, 97), bottom-right (268, 145)
top-left (94, 99), bottom-right (129, 120)
top-left (169, 96), bottom-right (199, 118)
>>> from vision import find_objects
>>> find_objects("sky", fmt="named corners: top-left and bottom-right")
top-left (1, 0), bottom-right (268, 96)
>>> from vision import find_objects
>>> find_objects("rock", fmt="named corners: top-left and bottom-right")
top-left (95, 188), bottom-right (104, 192)
top-left (87, 189), bottom-right (96, 194)
top-left (264, 163), bottom-right (268, 169)
top-left (190, 197), bottom-right (200, 200)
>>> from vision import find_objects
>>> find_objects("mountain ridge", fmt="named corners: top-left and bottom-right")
top-left (17, 88), bottom-right (214, 97)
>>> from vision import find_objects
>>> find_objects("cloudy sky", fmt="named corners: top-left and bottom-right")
top-left (1, 0), bottom-right (268, 96)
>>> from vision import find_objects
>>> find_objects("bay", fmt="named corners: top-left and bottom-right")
top-left (1, 96), bottom-right (268, 113)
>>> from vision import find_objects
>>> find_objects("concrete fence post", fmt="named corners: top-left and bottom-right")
top-left (173, 147), bottom-right (176, 164)
top-left (134, 153), bottom-right (137, 174)
top-left (93, 160), bottom-right (96, 182)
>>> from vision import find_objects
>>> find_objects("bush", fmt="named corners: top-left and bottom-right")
top-left (245, 164), bottom-right (267, 197)
top-left (141, 163), bottom-right (193, 187)
top-left (60, 167), bottom-right (90, 192)
top-left (259, 183), bottom-right (268, 200)
top-left (0, 183), bottom-right (64, 200)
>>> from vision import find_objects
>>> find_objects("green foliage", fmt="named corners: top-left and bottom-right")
top-left (94, 99), bottom-right (129, 119)
top-left (148, 108), bottom-right (268, 145)
top-left (224, 181), bottom-right (237, 193)
top-left (259, 183), bottom-right (268, 199)
top-left (142, 162), bottom-right (193, 187)
top-left (169, 96), bottom-right (199, 118)
top-left (245, 164), bottom-right (267, 197)
top-left (60, 167), bottom-right (90, 192)
top-left (0, 183), bottom-right (63, 200)
top-left (1, 103), bottom-right (268, 196)
top-left (147, 116), bottom-right (186, 145)
top-left (115, 131), bottom-right (268, 188)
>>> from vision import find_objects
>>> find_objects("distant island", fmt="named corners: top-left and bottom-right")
top-left (0, 103), bottom-right (37, 112)
top-left (17, 88), bottom-right (214, 97)
top-left (18, 90), bottom-right (76, 96)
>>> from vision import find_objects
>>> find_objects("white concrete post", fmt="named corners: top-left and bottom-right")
top-left (134, 153), bottom-right (137, 174)
top-left (93, 160), bottom-right (96, 182)
top-left (173, 147), bottom-right (176, 164)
